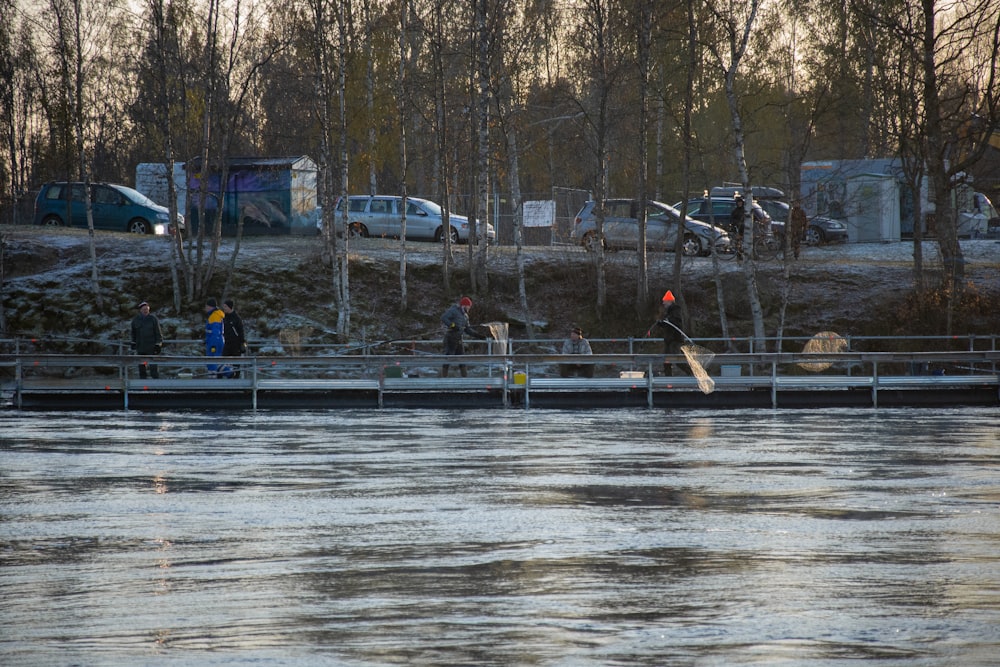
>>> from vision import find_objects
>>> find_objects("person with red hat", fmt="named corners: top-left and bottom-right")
top-left (651, 290), bottom-right (687, 376)
top-left (440, 296), bottom-right (486, 377)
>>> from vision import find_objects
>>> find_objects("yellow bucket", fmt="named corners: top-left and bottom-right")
top-left (513, 372), bottom-right (527, 385)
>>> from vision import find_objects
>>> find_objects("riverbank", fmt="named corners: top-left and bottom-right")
top-left (2, 226), bottom-right (998, 353)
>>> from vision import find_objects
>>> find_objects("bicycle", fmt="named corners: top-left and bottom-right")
top-left (718, 222), bottom-right (784, 261)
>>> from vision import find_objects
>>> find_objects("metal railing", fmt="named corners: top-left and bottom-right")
top-left (2, 346), bottom-right (998, 411)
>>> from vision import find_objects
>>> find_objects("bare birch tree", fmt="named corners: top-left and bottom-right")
top-left (705, 0), bottom-right (767, 349)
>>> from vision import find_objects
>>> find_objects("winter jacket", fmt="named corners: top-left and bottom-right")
top-left (205, 308), bottom-right (225, 357)
top-left (131, 313), bottom-right (163, 355)
top-left (223, 311), bottom-right (246, 356)
top-left (441, 303), bottom-right (479, 339)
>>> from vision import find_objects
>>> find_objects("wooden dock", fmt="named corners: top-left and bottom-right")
top-left (2, 350), bottom-right (997, 411)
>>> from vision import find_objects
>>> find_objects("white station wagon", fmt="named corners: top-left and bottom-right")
top-left (333, 195), bottom-right (495, 244)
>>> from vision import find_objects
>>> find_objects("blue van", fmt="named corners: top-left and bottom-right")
top-left (33, 181), bottom-right (183, 235)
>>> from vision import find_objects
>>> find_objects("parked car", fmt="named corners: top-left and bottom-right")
top-left (332, 195), bottom-right (494, 244)
top-left (675, 196), bottom-right (784, 241)
top-left (756, 199), bottom-right (848, 245)
top-left (571, 199), bottom-right (732, 256)
top-left (33, 181), bottom-right (183, 235)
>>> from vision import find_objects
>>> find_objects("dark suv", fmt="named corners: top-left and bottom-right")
top-left (674, 196), bottom-right (784, 241)
top-left (755, 199), bottom-right (848, 245)
top-left (33, 181), bottom-right (182, 235)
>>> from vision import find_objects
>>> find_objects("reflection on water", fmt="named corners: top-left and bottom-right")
top-left (2, 408), bottom-right (999, 665)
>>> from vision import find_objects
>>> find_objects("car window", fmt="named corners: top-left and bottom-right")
top-left (605, 201), bottom-right (632, 218)
top-left (370, 198), bottom-right (392, 214)
top-left (711, 201), bottom-right (733, 216)
top-left (94, 185), bottom-right (121, 205)
top-left (406, 202), bottom-right (426, 216)
top-left (70, 184), bottom-right (87, 202)
top-left (45, 184), bottom-right (64, 200)
top-left (646, 203), bottom-right (670, 220)
top-left (349, 198), bottom-right (368, 213)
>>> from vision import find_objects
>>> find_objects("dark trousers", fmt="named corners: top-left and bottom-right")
top-left (138, 358), bottom-right (159, 379)
top-left (223, 346), bottom-right (243, 378)
top-left (560, 363), bottom-right (594, 378)
top-left (442, 332), bottom-right (466, 377)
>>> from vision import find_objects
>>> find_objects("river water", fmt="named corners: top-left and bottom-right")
top-left (2, 407), bottom-right (999, 666)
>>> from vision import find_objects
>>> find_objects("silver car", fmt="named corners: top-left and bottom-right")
top-left (572, 199), bottom-right (731, 256)
top-left (334, 195), bottom-right (495, 244)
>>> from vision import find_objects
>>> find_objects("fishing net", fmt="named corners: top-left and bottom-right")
top-left (278, 326), bottom-right (312, 355)
top-left (681, 343), bottom-right (716, 394)
top-left (799, 331), bottom-right (847, 372)
top-left (483, 322), bottom-right (509, 355)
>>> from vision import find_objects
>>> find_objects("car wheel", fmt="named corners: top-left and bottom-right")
top-left (581, 231), bottom-right (603, 252)
top-left (805, 226), bottom-right (824, 245)
top-left (41, 215), bottom-right (63, 227)
top-left (127, 218), bottom-right (151, 234)
top-left (436, 226), bottom-right (460, 244)
top-left (348, 222), bottom-right (369, 238)
top-left (681, 233), bottom-right (703, 257)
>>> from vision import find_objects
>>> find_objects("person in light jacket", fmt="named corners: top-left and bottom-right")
top-left (559, 326), bottom-right (594, 378)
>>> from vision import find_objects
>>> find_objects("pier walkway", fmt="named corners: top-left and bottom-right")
top-left (2, 348), bottom-right (997, 411)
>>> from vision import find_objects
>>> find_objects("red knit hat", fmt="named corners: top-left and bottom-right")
top-left (459, 296), bottom-right (473, 308)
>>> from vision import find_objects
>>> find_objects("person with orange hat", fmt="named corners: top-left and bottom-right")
top-left (440, 296), bottom-right (486, 377)
top-left (651, 290), bottom-right (687, 376)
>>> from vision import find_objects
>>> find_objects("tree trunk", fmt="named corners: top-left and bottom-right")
top-left (507, 127), bottom-right (533, 338)
top-left (635, 0), bottom-right (651, 315)
top-left (397, 0), bottom-right (409, 310)
top-left (717, 0), bottom-right (766, 350)
top-left (473, 0), bottom-right (491, 294)
top-left (336, 0), bottom-right (351, 338)
top-left (73, 0), bottom-right (101, 309)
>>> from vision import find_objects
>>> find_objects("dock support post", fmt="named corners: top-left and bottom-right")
top-left (646, 361), bottom-right (654, 408)
top-left (251, 361), bottom-right (258, 411)
top-left (873, 361), bottom-right (879, 408)
top-left (524, 363), bottom-right (531, 409)
top-left (15, 358), bottom-right (22, 410)
top-left (771, 360), bottom-right (778, 408)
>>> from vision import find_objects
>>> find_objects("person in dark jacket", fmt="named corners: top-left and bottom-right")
top-left (440, 296), bottom-right (486, 377)
top-left (222, 298), bottom-right (247, 378)
top-left (651, 290), bottom-right (687, 376)
top-left (130, 300), bottom-right (163, 379)
top-left (790, 203), bottom-right (808, 259)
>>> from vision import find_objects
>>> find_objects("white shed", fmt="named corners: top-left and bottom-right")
top-left (844, 174), bottom-right (901, 242)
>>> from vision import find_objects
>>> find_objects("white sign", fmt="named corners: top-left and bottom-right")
top-left (523, 200), bottom-right (555, 228)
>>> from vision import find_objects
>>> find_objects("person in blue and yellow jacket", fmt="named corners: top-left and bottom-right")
top-left (204, 298), bottom-right (225, 377)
